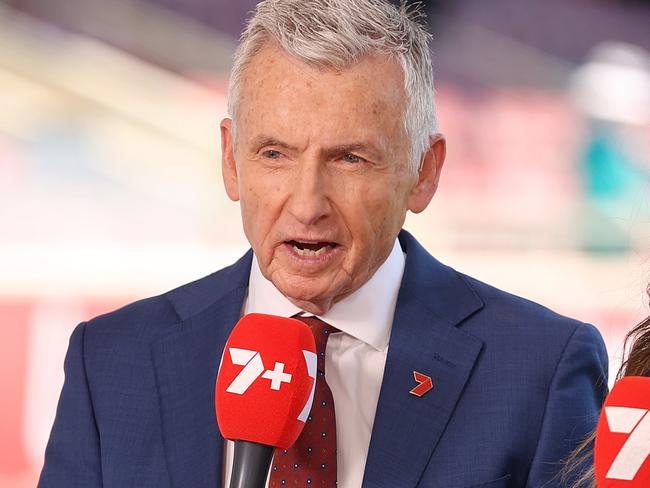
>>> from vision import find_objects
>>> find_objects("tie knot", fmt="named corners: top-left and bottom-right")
top-left (295, 316), bottom-right (338, 372)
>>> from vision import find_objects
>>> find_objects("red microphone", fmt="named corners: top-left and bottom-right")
top-left (215, 314), bottom-right (317, 488)
top-left (595, 376), bottom-right (650, 487)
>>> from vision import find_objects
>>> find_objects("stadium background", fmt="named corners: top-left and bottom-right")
top-left (1, 0), bottom-right (649, 485)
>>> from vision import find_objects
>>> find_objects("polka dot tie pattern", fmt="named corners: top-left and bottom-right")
top-left (269, 316), bottom-right (338, 487)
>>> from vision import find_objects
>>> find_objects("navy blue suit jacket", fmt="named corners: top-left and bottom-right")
top-left (39, 231), bottom-right (608, 488)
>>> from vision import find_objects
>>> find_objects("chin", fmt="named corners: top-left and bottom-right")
top-left (281, 281), bottom-right (327, 302)
top-left (276, 275), bottom-right (333, 304)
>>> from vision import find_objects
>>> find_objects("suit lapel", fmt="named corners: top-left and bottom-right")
top-left (151, 254), bottom-right (251, 488)
top-left (363, 232), bottom-right (485, 488)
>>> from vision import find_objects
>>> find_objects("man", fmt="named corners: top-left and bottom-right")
top-left (39, 1), bottom-right (608, 487)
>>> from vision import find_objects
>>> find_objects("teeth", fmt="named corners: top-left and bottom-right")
top-left (292, 244), bottom-right (330, 256)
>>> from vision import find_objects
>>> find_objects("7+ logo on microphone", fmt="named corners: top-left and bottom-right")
top-left (603, 405), bottom-right (650, 481)
top-left (226, 348), bottom-right (293, 394)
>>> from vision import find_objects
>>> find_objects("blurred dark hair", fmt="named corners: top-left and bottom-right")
top-left (619, 290), bottom-right (650, 378)
top-left (563, 284), bottom-right (650, 487)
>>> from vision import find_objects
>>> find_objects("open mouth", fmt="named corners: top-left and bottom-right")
top-left (286, 240), bottom-right (338, 257)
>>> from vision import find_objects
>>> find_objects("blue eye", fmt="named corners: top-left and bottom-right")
top-left (262, 150), bottom-right (282, 159)
top-left (343, 153), bottom-right (362, 163)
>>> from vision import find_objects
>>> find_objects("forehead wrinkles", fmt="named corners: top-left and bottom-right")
top-left (238, 46), bottom-right (407, 149)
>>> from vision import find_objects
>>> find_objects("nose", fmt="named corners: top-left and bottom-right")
top-left (286, 159), bottom-right (332, 226)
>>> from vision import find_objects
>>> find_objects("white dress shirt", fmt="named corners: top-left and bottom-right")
top-left (223, 239), bottom-right (405, 488)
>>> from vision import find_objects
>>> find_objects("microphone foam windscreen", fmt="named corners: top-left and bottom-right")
top-left (215, 313), bottom-right (317, 449)
top-left (595, 376), bottom-right (650, 487)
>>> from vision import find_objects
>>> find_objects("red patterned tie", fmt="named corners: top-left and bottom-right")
top-left (269, 316), bottom-right (338, 487)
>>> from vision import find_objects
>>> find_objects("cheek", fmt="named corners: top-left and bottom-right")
top-left (339, 178), bottom-right (408, 245)
top-left (376, 183), bottom-right (412, 237)
top-left (238, 178), bottom-right (269, 242)
top-left (238, 169), bottom-right (289, 245)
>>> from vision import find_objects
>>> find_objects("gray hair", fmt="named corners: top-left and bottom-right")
top-left (227, 0), bottom-right (437, 173)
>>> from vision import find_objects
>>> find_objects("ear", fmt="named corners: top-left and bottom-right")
top-left (220, 118), bottom-right (240, 202)
top-left (407, 134), bottom-right (446, 214)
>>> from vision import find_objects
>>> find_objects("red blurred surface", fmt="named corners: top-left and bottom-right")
top-left (0, 301), bottom-right (31, 475)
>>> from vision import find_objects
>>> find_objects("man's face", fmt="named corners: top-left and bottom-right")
top-left (221, 44), bottom-right (444, 314)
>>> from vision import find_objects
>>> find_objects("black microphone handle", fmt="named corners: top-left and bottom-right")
top-left (229, 440), bottom-right (275, 488)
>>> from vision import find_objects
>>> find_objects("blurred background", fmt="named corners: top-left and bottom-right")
top-left (1, 0), bottom-right (649, 485)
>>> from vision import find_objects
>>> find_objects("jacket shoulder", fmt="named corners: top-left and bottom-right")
top-left (83, 251), bottom-right (252, 343)
top-left (459, 272), bottom-right (603, 348)
top-left (400, 230), bottom-right (599, 345)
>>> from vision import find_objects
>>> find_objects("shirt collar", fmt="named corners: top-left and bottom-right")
top-left (244, 239), bottom-right (405, 352)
